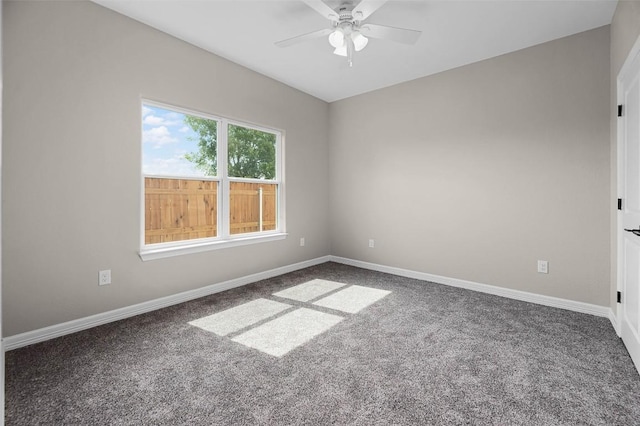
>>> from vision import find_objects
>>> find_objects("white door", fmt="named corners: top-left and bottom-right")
top-left (619, 41), bottom-right (640, 375)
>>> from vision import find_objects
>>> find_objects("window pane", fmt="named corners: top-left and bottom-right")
top-left (229, 182), bottom-right (277, 235)
top-left (182, 115), bottom-right (218, 177)
top-left (145, 177), bottom-right (218, 244)
top-left (227, 124), bottom-right (276, 179)
top-left (142, 104), bottom-right (217, 178)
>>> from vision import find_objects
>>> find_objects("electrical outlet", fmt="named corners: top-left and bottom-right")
top-left (537, 260), bottom-right (548, 274)
top-left (369, 239), bottom-right (375, 248)
top-left (99, 269), bottom-right (111, 286)
top-left (300, 237), bottom-right (305, 247)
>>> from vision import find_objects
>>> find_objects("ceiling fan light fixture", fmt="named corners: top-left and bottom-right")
top-left (328, 29), bottom-right (345, 48)
top-left (352, 32), bottom-right (368, 52)
top-left (275, 0), bottom-right (423, 69)
top-left (333, 44), bottom-right (347, 56)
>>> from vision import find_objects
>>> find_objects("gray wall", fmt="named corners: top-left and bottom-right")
top-left (329, 26), bottom-right (611, 306)
top-left (610, 1), bottom-right (640, 309)
top-left (2, 1), bottom-right (330, 336)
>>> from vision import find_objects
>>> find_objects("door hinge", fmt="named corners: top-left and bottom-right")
top-left (617, 291), bottom-right (622, 304)
top-left (618, 198), bottom-right (623, 210)
top-left (618, 105), bottom-right (624, 117)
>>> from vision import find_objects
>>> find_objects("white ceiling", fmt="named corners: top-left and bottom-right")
top-left (94, 0), bottom-right (617, 102)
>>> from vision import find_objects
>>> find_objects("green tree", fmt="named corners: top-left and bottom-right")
top-left (184, 116), bottom-right (218, 176)
top-left (184, 116), bottom-right (276, 180)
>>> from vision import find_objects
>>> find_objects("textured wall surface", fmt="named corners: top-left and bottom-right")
top-left (329, 27), bottom-right (610, 306)
top-left (3, 1), bottom-right (330, 336)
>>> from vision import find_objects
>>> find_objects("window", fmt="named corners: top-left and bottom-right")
top-left (140, 101), bottom-right (285, 260)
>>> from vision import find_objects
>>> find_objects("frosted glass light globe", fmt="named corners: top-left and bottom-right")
top-left (352, 32), bottom-right (369, 51)
top-left (328, 30), bottom-right (345, 48)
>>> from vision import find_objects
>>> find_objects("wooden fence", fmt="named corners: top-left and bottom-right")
top-left (144, 177), bottom-right (277, 244)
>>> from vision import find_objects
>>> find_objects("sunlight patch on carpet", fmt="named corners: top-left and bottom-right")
top-left (188, 298), bottom-right (290, 336)
top-left (189, 283), bottom-right (391, 356)
top-left (231, 308), bottom-right (344, 357)
top-left (272, 279), bottom-right (346, 302)
top-left (313, 285), bottom-right (391, 313)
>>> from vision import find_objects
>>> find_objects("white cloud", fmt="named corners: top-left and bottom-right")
top-left (143, 113), bottom-right (182, 127)
top-left (143, 155), bottom-right (205, 177)
top-left (143, 115), bottom-right (166, 126)
top-left (142, 106), bottom-right (152, 117)
top-left (143, 125), bottom-right (178, 147)
top-left (179, 126), bottom-right (190, 133)
top-left (164, 119), bottom-right (183, 126)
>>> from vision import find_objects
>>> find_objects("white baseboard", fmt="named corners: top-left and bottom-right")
top-left (609, 308), bottom-right (620, 336)
top-left (4, 254), bottom-right (617, 351)
top-left (329, 256), bottom-right (613, 319)
top-left (3, 256), bottom-right (331, 351)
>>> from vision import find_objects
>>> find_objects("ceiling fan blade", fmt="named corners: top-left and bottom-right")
top-left (352, 0), bottom-right (388, 21)
top-left (275, 28), bottom-right (333, 48)
top-left (361, 23), bottom-right (421, 45)
top-left (302, 0), bottom-right (339, 21)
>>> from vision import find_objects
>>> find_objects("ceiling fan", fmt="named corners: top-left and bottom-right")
top-left (275, 0), bottom-right (422, 67)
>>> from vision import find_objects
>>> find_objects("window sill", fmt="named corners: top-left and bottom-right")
top-left (139, 233), bottom-right (288, 261)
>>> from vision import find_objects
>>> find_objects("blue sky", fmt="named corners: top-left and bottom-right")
top-left (142, 104), bottom-right (207, 177)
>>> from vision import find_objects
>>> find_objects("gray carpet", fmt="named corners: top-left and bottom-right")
top-left (5, 262), bottom-right (640, 425)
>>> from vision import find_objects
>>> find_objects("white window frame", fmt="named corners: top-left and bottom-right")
top-left (139, 100), bottom-right (286, 261)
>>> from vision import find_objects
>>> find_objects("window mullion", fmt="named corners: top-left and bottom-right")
top-left (219, 119), bottom-right (230, 239)
top-left (277, 133), bottom-right (284, 234)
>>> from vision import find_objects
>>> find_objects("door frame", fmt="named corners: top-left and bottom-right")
top-left (1, 1), bottom-right (4, 422)
top-left (617, 33), bottom-right (640, 336)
